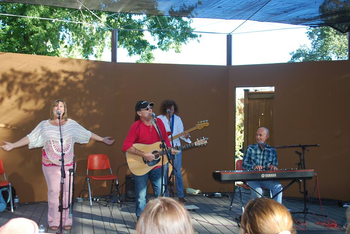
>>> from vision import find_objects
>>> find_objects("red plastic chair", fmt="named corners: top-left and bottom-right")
top-left (0, 159), bottom-right (14, 212)
top-left (230, 159), bottom-right (250, 212)
top-left (82, 154), bottom-right (119, 206)
top-left (230, 159), bottom-right (270, 213)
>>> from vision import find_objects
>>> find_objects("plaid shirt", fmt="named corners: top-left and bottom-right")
top-left (242, 143), bottom-right (278, 170)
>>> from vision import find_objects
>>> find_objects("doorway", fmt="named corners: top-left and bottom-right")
top-left (235, 87), bottom-right (275, 164)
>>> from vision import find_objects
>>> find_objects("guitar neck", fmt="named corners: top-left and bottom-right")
top-left (161, 142), bottom-right (197, 156)
top-left (174, 142), bottom-right (197, 151)
top-left (171, 126), bottom-right (197, 140)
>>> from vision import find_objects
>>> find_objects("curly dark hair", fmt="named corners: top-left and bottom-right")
top-left (159, 99), bottom-right (179, 115)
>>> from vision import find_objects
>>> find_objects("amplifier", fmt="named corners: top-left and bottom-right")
top-left (125, 175), bottom-right (135, 202)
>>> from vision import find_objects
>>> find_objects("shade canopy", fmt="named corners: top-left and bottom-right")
top-left (2, 0), bottom-right (350, 33)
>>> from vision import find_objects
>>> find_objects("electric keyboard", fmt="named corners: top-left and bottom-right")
top-left (212, 169), bottom-right (315, 183)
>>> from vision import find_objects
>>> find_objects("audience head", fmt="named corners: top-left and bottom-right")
top-left (0, 218), bottom-right (40, 234)
top-left (346, 206), bottom-right (350, 234)
top-left (136, 197), bottom-right (194, 234)
top-left (240, 198), bottom-right (296, 234)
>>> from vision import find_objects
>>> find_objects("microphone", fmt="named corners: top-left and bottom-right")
top-left (151, 113), bottom-right (157, 123)
top-left (259, 141), bottom-right (265, 148)
top-left (56, 110), bottom-right (61, 116)
top-left (167, 109), bottom-right (172, 119)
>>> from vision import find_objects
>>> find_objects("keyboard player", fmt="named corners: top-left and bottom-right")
top-left (242, 127), bottom-right (283, 204)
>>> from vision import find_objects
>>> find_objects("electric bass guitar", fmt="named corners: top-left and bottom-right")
top-left (126, 137), bottom-right (209, 176)
top-left (169, 120), bottom-right (209, 140)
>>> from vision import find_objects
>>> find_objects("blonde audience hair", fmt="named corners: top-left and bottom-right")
top-left (0, 218), bottom-right (40, 234)
top-left (136, 197), bottom-right (194, 234)
top-left (240, 198), bottom-right (296, 234)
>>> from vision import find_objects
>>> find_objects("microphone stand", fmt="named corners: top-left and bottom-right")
top-left (165, 113), bottom-right (176, 197)
top-left (274, 144), bottom-right (319, 169)
top-left (57, 114), bottom-right (65, 234)
top-left (68, 156), bottom-right (76, 219)
top-left (151, 114), bottom-right (171, 196)
top-left (274, 143), bottom-right (321, 221)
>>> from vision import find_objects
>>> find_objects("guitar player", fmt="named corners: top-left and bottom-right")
top-left (122, 100), bottom-right (178, 219)
top-left (157, 99), bottom-right (191, 203)
top-left (242, 127), bottom-right (283, 204)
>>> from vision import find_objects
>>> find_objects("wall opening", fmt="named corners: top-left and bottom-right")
top-left (235, 86), bottom-right (275, 165)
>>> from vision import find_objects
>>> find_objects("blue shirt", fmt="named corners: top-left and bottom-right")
top-left (242, 143), bottom-right (278, 170)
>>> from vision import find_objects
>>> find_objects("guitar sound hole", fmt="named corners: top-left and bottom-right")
top-left (152, 151), bottom-right (160, 159)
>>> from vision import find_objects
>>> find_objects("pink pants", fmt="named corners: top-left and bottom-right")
top-left (42, 164), bottom-right (73, 227)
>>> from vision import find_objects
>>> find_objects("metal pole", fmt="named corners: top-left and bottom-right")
top-left (226, 34), bottom-right (232, 66)
top-left (111, 29), bottom-right (118, 62)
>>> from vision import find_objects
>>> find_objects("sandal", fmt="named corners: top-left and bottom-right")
top-left (64, 226), bottom-right (72, 230)
top-left (49, 226), bottom-right (59, 231)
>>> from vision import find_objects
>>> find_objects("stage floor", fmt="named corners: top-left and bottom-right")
top-left (0, 189), bottom-right (347, 233)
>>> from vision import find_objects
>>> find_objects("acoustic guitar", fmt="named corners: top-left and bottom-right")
top-left (126, 137), bottom-right (208, 176)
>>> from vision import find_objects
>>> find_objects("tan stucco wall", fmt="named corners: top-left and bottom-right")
top-left (0, 52), bottom-right (349, 202)
top-left (229, 62), bottom-right (350, 199)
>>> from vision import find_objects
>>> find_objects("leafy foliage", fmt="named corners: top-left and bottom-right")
top-left (289, 26), bottom-right (348, 62)
top-left (235, 97), bottom-right (244, 160)
top-left (0, 3), bottom-right (199, 62)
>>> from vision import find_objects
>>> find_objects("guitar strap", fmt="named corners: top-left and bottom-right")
top-left (151, 119), bottom-right (171, 154)
top-left (171, 115), bottom-right (174, 133)
top-left (151, 119), bottom-right (162, 138)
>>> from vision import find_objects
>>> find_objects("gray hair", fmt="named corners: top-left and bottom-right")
top-left (258, 127), bottom-right (269, 136)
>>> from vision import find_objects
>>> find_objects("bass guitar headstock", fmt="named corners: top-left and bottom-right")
top-left (194, 137), bottom-right (209, 147)
top-left (195, 120), bottom-right (209, 130)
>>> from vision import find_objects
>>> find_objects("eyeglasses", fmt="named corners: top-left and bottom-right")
top-left (141, 106), bottom-right (153, 111)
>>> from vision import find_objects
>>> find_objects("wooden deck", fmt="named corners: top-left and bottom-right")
top-left (0, 189), bottom-right (347, 233)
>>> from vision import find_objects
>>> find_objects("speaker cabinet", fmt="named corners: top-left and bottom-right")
top-left (125, 175), bottom-right (135, 202)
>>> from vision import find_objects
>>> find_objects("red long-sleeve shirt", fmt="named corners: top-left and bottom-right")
top-left (122, 119), bottom-right (171, 152)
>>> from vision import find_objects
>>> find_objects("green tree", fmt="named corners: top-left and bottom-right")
top-left (235, 97), bottom-right (244, 160)
top-left (0, 3), bottom-right (199, 62)
top-left (289, 26), bottom-right (348, 62)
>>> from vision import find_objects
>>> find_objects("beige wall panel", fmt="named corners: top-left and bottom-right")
top-left (229, 61), bottom-right (350, 200)
top-left (1, 52), bottom-right (349, 202)
top-left (0, 53), bottom-right (230, 202)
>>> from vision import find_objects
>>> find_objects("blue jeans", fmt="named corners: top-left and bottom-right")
top-left (134, 166), bottom-right (162, 218)
top-left (247, 180), bottom-right (283, 204)
top-left (163, 151), bottom-right (184, 198)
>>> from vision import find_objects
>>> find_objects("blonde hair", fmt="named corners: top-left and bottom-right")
top-left (0, 217), bottom-right (39, 234)
top-left (240, 198), bottom-right (296, 234)
top-left (50, 99), bottom-right (68, 121)
top-left (136, 197), bottom-right (194, 234)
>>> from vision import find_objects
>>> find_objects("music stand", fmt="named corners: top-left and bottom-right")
top-left (275, 143), bottom-right (321, 221)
